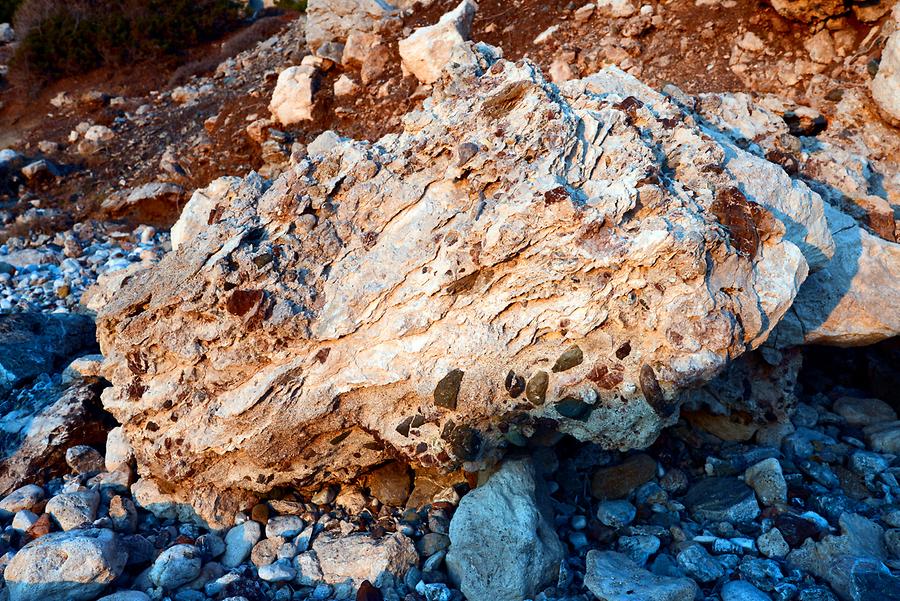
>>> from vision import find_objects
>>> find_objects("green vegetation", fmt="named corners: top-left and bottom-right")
top-left (274, 0), bottom-right (306, 11)
top-left (12, 0), bottom-right (243, 82)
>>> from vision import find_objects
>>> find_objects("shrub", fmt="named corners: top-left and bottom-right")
top-left (274, 0), bottom-right (306, 11)
top-left (12, 0), bottom-right (243, 82)
top-left (167, 15), bottom-right (286, 86)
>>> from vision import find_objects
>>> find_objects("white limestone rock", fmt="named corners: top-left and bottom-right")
top-left (399, 0), bottom-right (478, 84)
top-left (311, 531), bottom-right (418, 587)
top-left (97, 54), bottom-right (815, 507)
top-left (872, 6), bottom-right (900, 126)
top-left (269, 66), bottom-right (320, 125)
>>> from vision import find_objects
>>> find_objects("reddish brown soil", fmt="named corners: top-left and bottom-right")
top-left (0, 0), bottom-right (890, 238)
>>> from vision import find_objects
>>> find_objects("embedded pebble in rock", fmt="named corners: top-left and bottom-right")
top-left (447, 458), bottom-right (564, 601)
top-left (223, 520), bottom-right (262, 567)
top-left (4, 529), bottom-right (127, 601)
top-left (149, 544), bottom-right (202, 589)
top-left (584, 550), bottom-right (699, 601)
top-left (596, 500), bottom-right (637, 528)
top-left (832, 396), bottom-right (897, 426)
top-left (684, 477), bottom-right (760, 523)
top-left (744, 458), bottom-right (788, 506)
top-left (45, 489), bottom-right (100, 531)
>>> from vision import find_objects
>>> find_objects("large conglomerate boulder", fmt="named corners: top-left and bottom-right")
top-left (97, 46), bottom-right (825, 506)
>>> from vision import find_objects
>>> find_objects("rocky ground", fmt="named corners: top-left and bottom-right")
top-left (2, 343), bottom-right (900, 601)
top-left (0, 0), bottom-right (900, 600)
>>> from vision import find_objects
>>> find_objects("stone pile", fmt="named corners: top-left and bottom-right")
top-left (0, 223), bottom-right (167, 314)
top-left (1, 359), bottom-right (899, 600)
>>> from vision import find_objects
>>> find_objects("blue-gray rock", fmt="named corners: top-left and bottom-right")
top-left (97, 592), bottom-right (152, 601)
top-left (223, 520), bottom-right (262, 567)
top-left (4, 529), bottom-right (127, 601)
top-left (446, 458), bottom-right (564, 601)
top-left (684, 477), bottom-right (760, 523)
top-left (149, 544), bottom-right (202, 589)
top-left (597, 500), bottom-right (637, 528)
top-left (739, 557), bottom-right (784, 592)
top-left (788, 513), bottom-right (886, 600)
top-left (45, 490), bottom-right (100, 531)
top-left (676, 544), bottom-right (724, 583)
top-left (584, 551), bottom-right (698, 601)
top-left (0, 485), bottom-right (44, 519)
top-left (722, 580), bottom-right (772, 601)
top-left (619, 534), bottom-right (661, 566)
top-left (848, 559), bottom-right (900, 600)
top-left (798, 586), bottom-right (839, 601)
top-left (265, 515), bottom-right (305, 539)
top-left (258, 558), bottom-right (296, 582)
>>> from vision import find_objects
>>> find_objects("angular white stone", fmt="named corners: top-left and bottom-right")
top-left (399, 0), bottom-right (477, 84)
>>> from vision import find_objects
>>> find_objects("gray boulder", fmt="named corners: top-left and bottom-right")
top-left (584, 550), bottom-right (698, 601)
top-left (149, 544), bottom-right (202, 589)
top-left (222, 520), bottom-right (262, 567)
top-left (4, 529), bottom-right (127, 601)
top-left (0, 484), bottom-right (45, 519)
top-left (446, 458), bottom-right (564, 601)
top-left (788, 513), bottom-right (887, 600)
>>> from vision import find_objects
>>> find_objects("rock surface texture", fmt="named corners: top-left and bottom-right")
top-left (96, 47), bottom-right (830, 505)
top-left (445, 458), bottom-right (563, 601)
top-left (398, 0), bottom-right (478, 84)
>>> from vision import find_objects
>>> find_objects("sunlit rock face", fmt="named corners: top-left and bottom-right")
top-left (96, 48), bottom-right (817, 505)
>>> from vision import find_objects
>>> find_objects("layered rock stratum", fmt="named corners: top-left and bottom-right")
top-left (93, 42), bottom-right (897, 516)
